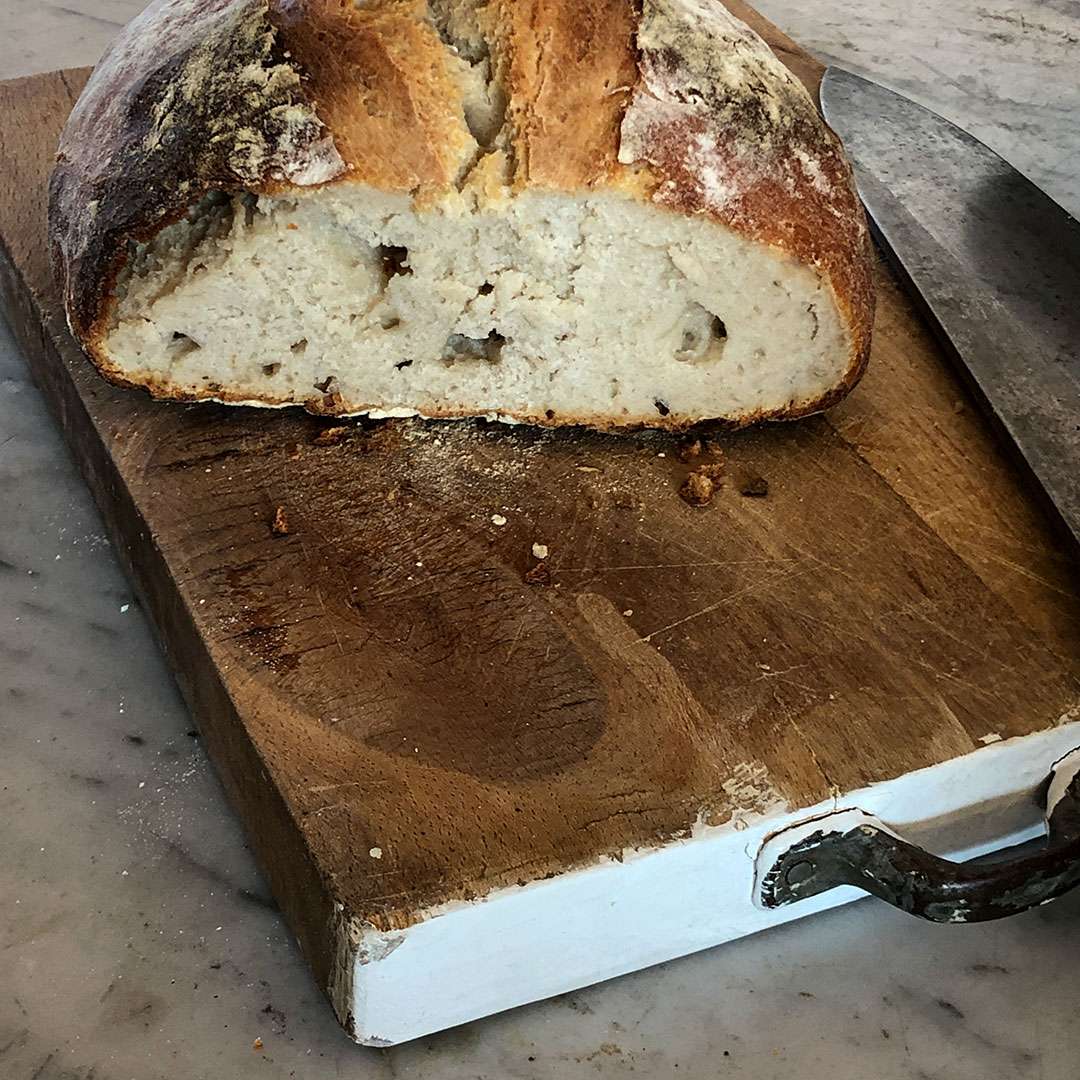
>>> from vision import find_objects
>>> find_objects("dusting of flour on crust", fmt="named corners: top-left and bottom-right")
top-left (618, 0), bottom-right (838, 218)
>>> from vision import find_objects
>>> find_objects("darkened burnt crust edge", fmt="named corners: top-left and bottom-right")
top-left (48, 0), bottom-right (343, 352)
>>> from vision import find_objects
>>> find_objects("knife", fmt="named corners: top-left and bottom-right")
top-left (820, 68), bottom-right (1080, 549)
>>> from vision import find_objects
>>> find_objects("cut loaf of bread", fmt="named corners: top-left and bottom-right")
top-left (49, 0), bottom-right (874, 430)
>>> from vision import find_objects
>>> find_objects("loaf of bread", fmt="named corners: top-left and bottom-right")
top-left (49, 0), bottom-right (874, 430)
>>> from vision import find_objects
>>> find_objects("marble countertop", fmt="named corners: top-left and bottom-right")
top-left (1, 2), bottom-right (1078, 1078)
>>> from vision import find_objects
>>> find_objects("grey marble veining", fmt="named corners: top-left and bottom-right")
top-left (756, 0), bottom-right (1080, 219)
top-left (2, 2), bottom-right (1080, 1077)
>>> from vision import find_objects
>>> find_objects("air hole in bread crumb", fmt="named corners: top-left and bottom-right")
top-left (381, 316), bottom-right (401, 331)
top-left (290, 339), bottom-right (308, 355)
top-left (654, 399), bottom-right (671, 416)
top-left (442, 330), bottom-right (505, 364)
top-left (676, 308), bottom-right (728, 362)
top-left (478, 282), bottom-right (494, 295)
top-left (394, 359), bottom-right (413, 371)
top-left (378, 245), bottom-right (411, 281)
top-left (168, 332), bottom-right (200, 356)
top-left (262, 363), bottom-right (280, 377)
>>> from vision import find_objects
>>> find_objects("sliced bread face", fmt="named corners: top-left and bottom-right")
top-left (50, 0), bottom-right (874, 430)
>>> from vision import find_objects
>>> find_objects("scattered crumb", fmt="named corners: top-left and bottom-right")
top-left (271, 506), bottom-right (290, 537)
top-left (286, 442), bottom-right (302, 460)
top-left (525, 562), bottom-right (552, 587)
top-left (120, 604), bottom-right (130, 613)
top-left (676, 459), bottom-right (726, 508)
top-left (313, 426), bottom-right (349, 447)
top-left (623, 609), bottom-right (633, 617)
top-left (677, 439), bottom-right (702, 463)
top-left (491, 514), bottom-right (508, 527)
top-left (385, 487), bottom-right (400, 504)
top-left (369, 847), bottom-right (383, 860)
top-left (532, 543), bottom-right (549, 559)
top-left (252, 1038), bottom-right (263, 1052)
top-left (657, 452), bottom-right (666, 458)
top-left (978, 732), bottom-right (1003, 745)
top-left (679, 472), bottom-right (715, 507)
top-left (577, 466), bottom-right (601, 473)
top-left (307, 387), bottom-right (345, 415)
top-left (740, 475), bottom-right (769, 498)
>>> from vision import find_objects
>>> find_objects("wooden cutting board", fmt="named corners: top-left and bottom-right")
top-left (2, 4), bottom-right (1079, 1046)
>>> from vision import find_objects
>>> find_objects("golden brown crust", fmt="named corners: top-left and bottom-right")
top-left (52, 0), bottom-right (875, 429)
top-left (269, 0), bottom-right (476, 191)
top-left (501, 0), bottom-right (639, 190)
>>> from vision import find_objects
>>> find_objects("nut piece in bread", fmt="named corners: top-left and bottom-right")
top-left (49, 0), bottom-right (874, 430)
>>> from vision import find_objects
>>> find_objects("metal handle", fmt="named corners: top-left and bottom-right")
top-left (758, 750), bottom-right (1080, 924)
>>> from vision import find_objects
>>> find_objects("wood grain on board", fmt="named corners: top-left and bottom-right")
top-left (1, 8), bottom-right (1078, 1003)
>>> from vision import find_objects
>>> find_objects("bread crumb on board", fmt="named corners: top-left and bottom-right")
top-left (532, 542), bottom-right (549, 559)
top-left (271, 506), bottom-right (290, 536)
top-left (679, 472), bottom-right (715, 507)
top-left (525, 562), bottom-right (552, 587)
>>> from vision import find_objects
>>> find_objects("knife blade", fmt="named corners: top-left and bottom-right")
top-left (820, 67), bottom-right (1080, 548)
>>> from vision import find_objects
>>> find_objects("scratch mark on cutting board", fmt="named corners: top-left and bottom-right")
top-left (637, 559), bottom-right (815, 644)
top-left (973, 548), bottom-right (1076, 599)
top-left (556, 559), bottom-right (789, 574)
top-left (505, 615), bottom-right (527, 661)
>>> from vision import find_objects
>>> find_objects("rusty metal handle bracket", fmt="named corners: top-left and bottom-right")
top-left (757, 749), bottom-right (1080, 924)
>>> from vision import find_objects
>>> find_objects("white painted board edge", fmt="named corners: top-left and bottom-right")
top-left (332, 719), bottom-right (1080, 1045)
